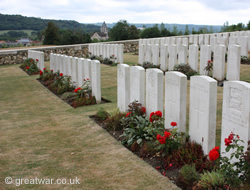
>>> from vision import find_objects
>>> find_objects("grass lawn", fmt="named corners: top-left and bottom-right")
top-left (0, 62), bottom-right (178, 189)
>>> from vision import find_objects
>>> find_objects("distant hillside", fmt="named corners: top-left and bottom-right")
top-left (0, 14), bottom-right (100, 33)
top-left (92, 22), bottom-right (222, 33)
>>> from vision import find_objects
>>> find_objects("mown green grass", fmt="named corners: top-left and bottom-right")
top-left (0, 63), bottom-right (178, 189)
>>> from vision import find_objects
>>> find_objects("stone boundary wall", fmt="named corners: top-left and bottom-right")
top-left (0, 39), bottom-right (139, 65)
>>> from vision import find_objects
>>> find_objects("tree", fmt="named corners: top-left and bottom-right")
top-left (109, 20), bottom-right (129, 41)
top-left (128, 25), bottom-right (140, 39)
top-left (184, 25), bottom-right (190, 35)
top-left (172, 25), bottom-right (178, 36)
top-left (140, 27), bottom-right (161, 38)
top-left (43, 22), bottom-right (60, 45)
top-left (160, 22), bottom-right (165, 32)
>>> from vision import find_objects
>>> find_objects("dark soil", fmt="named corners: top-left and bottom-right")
top-left (89, 115), bottom-right (180, 185)
top-left (241, 60), bottom-right (250, 65)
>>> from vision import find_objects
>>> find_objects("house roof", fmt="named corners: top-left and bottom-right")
top-left (17, 39), bottom-right (32, 43)
top-left (96, 32), bottom-right (108, 37)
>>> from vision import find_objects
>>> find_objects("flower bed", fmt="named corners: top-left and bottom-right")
top-left (20, 58), bottom-right (40, 75)
top-left (38, 69), bottom-right (97, 108)
top-left (90, 100), bottom-right (250, 189)
top-left (89, 54), bottom-right (118, 66)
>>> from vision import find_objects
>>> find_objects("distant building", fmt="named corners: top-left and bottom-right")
top-left (17, 38), bottom-right (32, 46)
top-left (91, 22), bottom-right (109, 41)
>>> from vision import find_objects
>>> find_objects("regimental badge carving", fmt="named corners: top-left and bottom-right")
top-left (229, 88), bottom-right (242, 112)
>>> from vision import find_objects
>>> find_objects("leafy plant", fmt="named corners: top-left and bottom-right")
top-left (103, 111), bottom-right (126, 131)
top-left (142, 62), bottom-right (160, 69)
top-left (198, 170), bottom-right (225, 189)
top-left (163, 141), bottom-right (216, 172)
top-left (74, 79), bottom-right (92, 98)
top-left (173, 64), bottom-right (198, 79)
top-left (50, 73), bottom-right (75, 95)
top-left (204, 60), bottom-right (213, 77)
top-left (214, 132), bottom-right (250, 188)
top-left (20, 58), bottom-right (40, 75)
top-left (155, 126), bottom-right (186, 156)
top-left (96, 108), bottom-right (110, 121)
top-left (121, 109), bottom-right (164, 147)
top-left (39, 68), bottom-right (56, 81)
top-left (61, 92), bottom-right (77, 101)
top-left (177, 164), bottom-right (200, 189)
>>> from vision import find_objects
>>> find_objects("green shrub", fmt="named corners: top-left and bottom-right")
top-left (177, 164), bottom-right (200, 189)
top-left (61, 92), bottom-right (77, 100)
top-left (103, 110), bottom-right (126, 131)
top-left (173, 64), bottom-right (198, 79)
top-left (96, 108), bottom-right (110, 121)
top-left (163, 141), bottom-right (216, 172)
top-left (198, 170), bottom-right (225, 189)
top-left (50, 73), bottom-right (75, 95)
top-left (142, 62), bottom-right (160, 69)
top-left (20, 58), bottom-right (40, 75)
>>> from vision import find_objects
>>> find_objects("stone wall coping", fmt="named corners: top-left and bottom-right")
top-left (0, 39), bottom-right (139, 55)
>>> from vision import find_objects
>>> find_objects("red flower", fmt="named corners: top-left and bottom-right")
top-left (84, 79), bottom-right (86, 81)
top-left (36, 59), bottom-right (39, 62)
top-left (208, 147), bottom-right (220, 161)
top-left (87, 78), bottom-right (89, 80)
top-left (224, 138), bottom-right (232, 146)
top-left (208, 60), bottom-right (211, 63)
top-left (43, 68), bottom-right (46, 70)
top-left (60, 73), bottom-right (63, 76)
top-left (31, 59), bottom-right (33, 62)
top-left (39, 70), bottom-right (43, 75)
top-left (51, 69), bottom-right (53, 72)
top-left (155, 110), bottom-right (162, 117)
top-left (158, 136), bottom-right (166, 144)
top-left (74, 87), bottom-right (81, 93)
top-left (141, 106), bottom-right (146, 114)
top-left (171, 122), bottom-right (177, 127)
top-left (126, 112), bottom-right (132, 117)
top-left (149, 112), bottom-right (155, 122)
top-left (169, 163), bottom-right (172, 167)
top-left (26, 66), bottom-right (30, 69)
top-left (164, 131), bottom-right (171, 138)
top-left (156, 134), bottom-right (161, 140)
top-left (228, 133), bottom-right (234, 140)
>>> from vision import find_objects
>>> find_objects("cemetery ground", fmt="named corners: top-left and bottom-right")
top-left (0, 61), bottom-right (178, 189)
top-left (0, 52), bottom-right (250, 189)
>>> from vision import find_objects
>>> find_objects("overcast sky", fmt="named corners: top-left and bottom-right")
top-left (0, 0), bottom-right (250, 25)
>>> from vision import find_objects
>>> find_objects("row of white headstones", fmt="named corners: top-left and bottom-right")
top-left (49, 53), bottom-right (101, 103)
top-left (28, 50), bottom-right (44, 70)
top-left (117, 64), bottom-right (250, 158)
top-left (88, 43), bottom-right (124, 63)
top-left (139, 31), bottom-right (250, 81)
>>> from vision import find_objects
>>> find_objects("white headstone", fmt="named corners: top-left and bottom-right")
top-left (199, 34), bottom-right (204, 45)
top-left (117, 64), bottom-right (130, 112)
top-left (178, 44), bottom-right (188, 65)
top-left (221, 81), bottom-right (250, 159)
top-left (170, 37), bottom-right (176, 45)
top-left (168, 44), bottom-right (177, 71)
top-left (189, 44), bottom-right (199, 71)
top-left (139, 44), bottom-right (145, 65)
top-left (239, 36), bottom-right (248, 56)
top-left (200, 45), bottom-right (212, 75)
top-left (152, 44), bottom-right (160, 65)
top-left (189, 76), bottom-right (217, 154)
top-left (160, 44), bottom-right (168, 71)
top-left (226, 45), bottom-right (241, 81)
top-left (71, 57), bottom-right (78, 87)
top-left (91, 60), bottom-right (101, 103)
top-left (118, 44), bottom-right (124, 63)
top-left (77, 58), bottom-right (85, 87)
top-left (84, 59), bottom-right (92, 85)
top-left (146, 69), bottom-right (163, 116)
top-left (193, 35), bottom-right (198, 45)
top-left (213, 45), bottom-right (226, 81)
top-left (189, 35), bottom-right (194, 43)
top-left (165, 71), bottom-right (187, 132)
top-left (145, 44), bottom-right (152, 63)
top-left (67, 56), bottom-right (73, 77)
top-left (130, 66), bottom-right (145, 106)
top-left (204, 34), bottom-right (210, 45)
